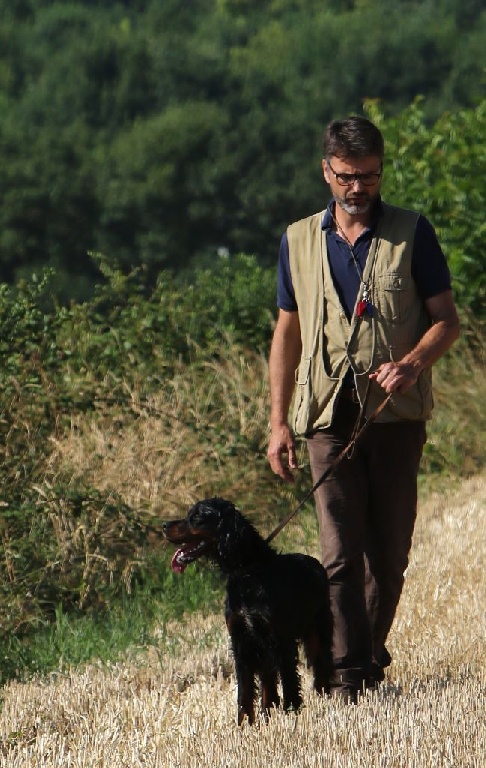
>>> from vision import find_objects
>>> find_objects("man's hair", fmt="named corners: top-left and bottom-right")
top-left (323, 116), bottom-right (384, 161)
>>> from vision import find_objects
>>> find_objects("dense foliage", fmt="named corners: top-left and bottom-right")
top-left (0, 0), bottom-right (485, 301)
top-left (371, 99), bottom-right (486, 315)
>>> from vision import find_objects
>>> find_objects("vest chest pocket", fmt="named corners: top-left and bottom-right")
top-left (374, 274), bottom-right (414, 323)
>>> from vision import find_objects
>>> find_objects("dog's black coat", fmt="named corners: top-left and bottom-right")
top-left (163, 497), bottom-right (332, 724)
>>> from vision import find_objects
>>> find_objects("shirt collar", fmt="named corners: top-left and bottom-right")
top-left (322, 196), bottom-right (383, 232)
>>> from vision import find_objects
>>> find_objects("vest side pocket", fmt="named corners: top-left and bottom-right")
top-left (388, 343), bottom-right (411, 363)
top-left (295, 356), bottom-right (311, 386)
top-left (388, 344), bottom-right (432, 420)
top-left (293, 357), bottom-right (312, 434)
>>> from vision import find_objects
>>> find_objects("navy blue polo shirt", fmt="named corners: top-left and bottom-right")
top-left (277, 199), bottom-right (452, 318)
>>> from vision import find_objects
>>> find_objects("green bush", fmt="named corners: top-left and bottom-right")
top-left (368, 98), bottom-right (486, 316)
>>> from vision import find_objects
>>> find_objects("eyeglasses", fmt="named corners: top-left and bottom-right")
top-left (327, 162), bottom-right (382, 186)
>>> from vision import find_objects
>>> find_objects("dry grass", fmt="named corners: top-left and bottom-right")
top-left (45, 323), bottom-right (486, 528)
top-left (1, 475), bottom-right (485, 767)
top-left (46, 345), bottom-right (272, 518)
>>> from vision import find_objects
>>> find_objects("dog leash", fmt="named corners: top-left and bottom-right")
top-left (265, 385), bottom-right (393, 544)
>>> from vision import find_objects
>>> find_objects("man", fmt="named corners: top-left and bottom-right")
top-left (267, 116), bottom-right (460, 701)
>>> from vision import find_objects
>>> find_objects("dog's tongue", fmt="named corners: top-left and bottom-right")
top-left (169, 540), bottom-right (207, 573)
top-left (171, 549), bottom-right (187, 574)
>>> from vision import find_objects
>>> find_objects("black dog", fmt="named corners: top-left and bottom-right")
top-left (163, 498), bottom-right (332, 725)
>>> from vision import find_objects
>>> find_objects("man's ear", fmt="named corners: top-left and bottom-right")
top-left (322, 158), bottom-right (330, 184)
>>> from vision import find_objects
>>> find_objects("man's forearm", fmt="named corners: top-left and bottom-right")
top-left (268, 311), bottom-right (302, 429)
top-left (267, 310), bottom-right (302, 481)
top-left (400, 315), bottom-right (460, 376)
top-left (269, 352), bottom-right (297, 428)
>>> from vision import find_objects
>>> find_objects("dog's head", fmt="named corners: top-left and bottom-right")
top-left (163, 497), bottom-right (270, 573)
top-left (163, 497), bottom-right (239, 573)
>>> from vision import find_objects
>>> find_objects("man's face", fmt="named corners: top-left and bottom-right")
top-left (322, 155), bottom-right (382, 215)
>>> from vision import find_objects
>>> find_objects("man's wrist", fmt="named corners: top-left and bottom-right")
top-left (400, 355), bottom-right (423, 377)
top-left (270, 418), bottom-right (290, 432)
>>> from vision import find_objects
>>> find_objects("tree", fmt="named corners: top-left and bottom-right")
top-left (94, 101), bottom-right (230, 275)
top-left (367, 97), bottom-right (486, 315)
top-left (0, 0), bottom-right (485, 297)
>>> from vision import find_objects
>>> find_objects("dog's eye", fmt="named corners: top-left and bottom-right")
top-left (189, 510), bottom-right (207, 527)
top-left (189, 505), bottom-right (218, 529)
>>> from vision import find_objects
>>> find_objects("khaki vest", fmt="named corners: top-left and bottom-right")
top-left (287, 202), bottom-right (433, 435)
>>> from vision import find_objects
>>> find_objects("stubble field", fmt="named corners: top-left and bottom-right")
top-left (1, 475), bottom-right (485, 767)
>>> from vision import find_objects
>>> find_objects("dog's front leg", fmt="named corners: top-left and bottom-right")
top-left (227, 614), bottom-right (256, 725)
top-left (260, 670), bottom-right (280, 721)
top-left (236, 664), bottom-right (256, 725)
top-left (279, 640), bottom-right (302, 713)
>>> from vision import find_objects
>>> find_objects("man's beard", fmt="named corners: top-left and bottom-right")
top-left (335, 193), bottom-right (374, 215)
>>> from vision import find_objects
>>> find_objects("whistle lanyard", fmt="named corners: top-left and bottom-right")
top-left (327, 206), bottom-right (373, 318)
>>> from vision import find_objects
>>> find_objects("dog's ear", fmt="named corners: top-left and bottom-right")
top-left (214, 502), bottom-right (267, 568)
top-left (207, 497), bottom-right (236, 514)
top-left (189, 498), bottom-right (230, 525)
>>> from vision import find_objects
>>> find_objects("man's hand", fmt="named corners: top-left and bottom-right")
top-left (267, 424), bottom-right (298, 483)
top-left (369, 360), bottom-right (419, 394)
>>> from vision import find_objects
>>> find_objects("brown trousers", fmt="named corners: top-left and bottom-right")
top-left (306, 398), bottom-right (426, 688)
